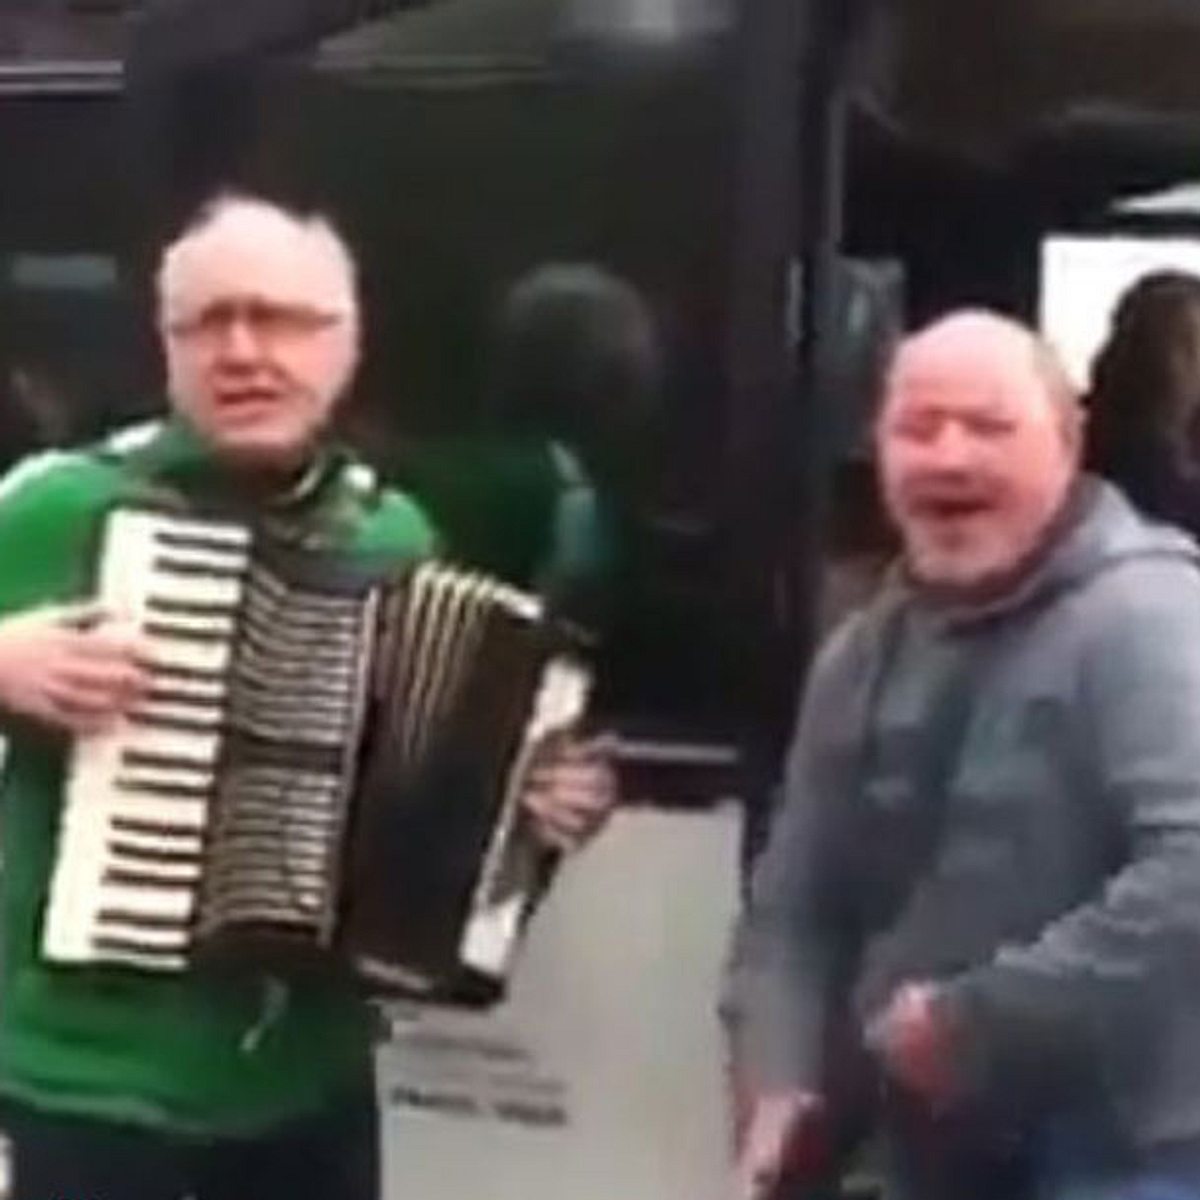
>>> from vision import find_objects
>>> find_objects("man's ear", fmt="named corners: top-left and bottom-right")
top-left (1062, 400), bottom-right (1087, 461)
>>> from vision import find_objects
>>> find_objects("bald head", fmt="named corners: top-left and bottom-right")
top-left (877, 309), bottom-right (1083, 591)
top-left (890, 310), bottom-right (1077, 420)
top-left (157, 194), bottom-right (359, 335)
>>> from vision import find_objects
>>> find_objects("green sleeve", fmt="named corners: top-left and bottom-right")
top-left (0, 451), bottom-right (116, 618)
top-left (352, 487), bottom-right (440, 561)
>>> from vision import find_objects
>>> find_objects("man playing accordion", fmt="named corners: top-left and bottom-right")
top-left (0, 192), bottom-right (616, 1200)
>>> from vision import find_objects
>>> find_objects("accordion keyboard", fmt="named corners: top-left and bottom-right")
top-left (42, 510), bottom-right (250, 970)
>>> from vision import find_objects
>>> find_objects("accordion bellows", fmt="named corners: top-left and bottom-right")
top-left (42, 507), bottom-right (590, 1002)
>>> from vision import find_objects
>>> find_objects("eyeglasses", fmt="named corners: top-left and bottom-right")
top-left (166, 300), bottom-right (346, 344)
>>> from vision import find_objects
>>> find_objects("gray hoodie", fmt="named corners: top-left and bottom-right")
top-left (724, 478), bottom-right (1200, 1156)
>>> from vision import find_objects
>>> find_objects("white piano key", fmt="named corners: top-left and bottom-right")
top-left (117, 726), bottom-right (222, 767)
top-left (114, 775), bottom-right (213, 801)
top-left (140, 673), bottom-right (228, 703)
top-left (101, 794), bottom-right (209, 832)
top-left (148, 573), bottom-right (244, 610)
top-left (104, 859), bottom-right (202, 886)
top-left (106, 828), bottom-right (205, 857)
top-left (146, 512), bottom-right (251, 547)
top-left (153, 553), bottom-right (247, 580)
top-left (91, 881), bottom-right (196, 924)
top-left (127, 698), bottom-right (223, 730)
top-left (144, 612), bottom-right (238, 641)
top-left (92, 921), bottom-right (192, 953)
top-left (143, 635), bottom-right (235, 676)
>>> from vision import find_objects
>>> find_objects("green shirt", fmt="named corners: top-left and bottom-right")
top-left (0, 418), bottom-right (435, 1135)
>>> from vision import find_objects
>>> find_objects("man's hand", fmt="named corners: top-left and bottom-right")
top-left (734, 1089), bottom-right (828, 1200)
top-left (867, 981), bottom-right (958, 1106)
top-left (0, 603), bottom-right (148, 735)
top-left (521, 734), bottom-right (618, 852)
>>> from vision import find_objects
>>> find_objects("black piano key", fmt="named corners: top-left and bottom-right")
top-left (91, 934), bottom-right (187, 957)
top-left (143, 621), bottom-right (231, 645)
top-left (103, 867), bottom-right (196, 890)
top-left (113, 777), bottom-right (213, 800)
top-left (142, 687), bottom-right (223, 711)
top-left (146, 596), bottom-right (238, 620)
top-left (96, 908), bottom-right (192, 932)
top-left (155, 529), bottom-right (248, 557)
top-left (106, 839), bottom-right (203, 867)
top-left (152, 554), bottom-right (245, 581)
top-left (141, 661), bottom-right (227, 685)
top-left (120, 749), bottom-right (216, 774)
top-left (126, 711), bottom-right (222, 736)
top-left (111, 816), bottom-right (204, 840)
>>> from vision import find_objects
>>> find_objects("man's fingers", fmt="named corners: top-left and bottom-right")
top-left (536, 732), bottom-right (617, 769)
top-left (54, 672), bottom-right (146, 717)
top-left (47, 681), bottom-right (124, 720)
top-left (72, 630), bottom-right (146, 664)
top-left (41, 688), bottom-right (121, 735)
top-left (58, 659), bottom-right (146, 694)
top-left (532, 807), bottom-right (593, 841)
top-left (56, 706), bottom-right (118, 737)
top-left (527, 762), bottom-right (615, 800)
top-left (47, 664), bottom-right (145, 721)
top-left (524, 783), bottom-right (610, 831)
top-left (526, 783), bottom-right (611, 819)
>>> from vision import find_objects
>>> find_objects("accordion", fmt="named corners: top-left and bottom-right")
top-left (42, 507), bottom-right (591, 1001)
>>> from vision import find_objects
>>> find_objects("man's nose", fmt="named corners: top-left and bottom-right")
top-left (925, 420), bottom-right (974, 468)
top-left (213, 314), bottom-right (263, 363)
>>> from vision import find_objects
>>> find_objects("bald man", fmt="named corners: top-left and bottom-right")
top-left (724, 311), bottom-right (1200, 1200)
top-left (0, 193), bottom-right (614, 1200)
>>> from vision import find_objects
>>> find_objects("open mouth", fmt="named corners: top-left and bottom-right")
top-left (912, 496), bottom-right (994, 522)
top-left (215, 391), bottom-right (280, 420)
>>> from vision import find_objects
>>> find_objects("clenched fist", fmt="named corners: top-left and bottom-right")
top-left (0, 602), bottom-right (148, 735)
top-left (866, 981), bottom-right (959, 1107)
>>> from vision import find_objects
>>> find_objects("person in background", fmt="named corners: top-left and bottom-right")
top-left (1085, 269), bottom-right (1200, 533)
top-left (726, 309), bottom-right (1200, 1200)
top-left (392, 262), bottom-right (661, 631)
